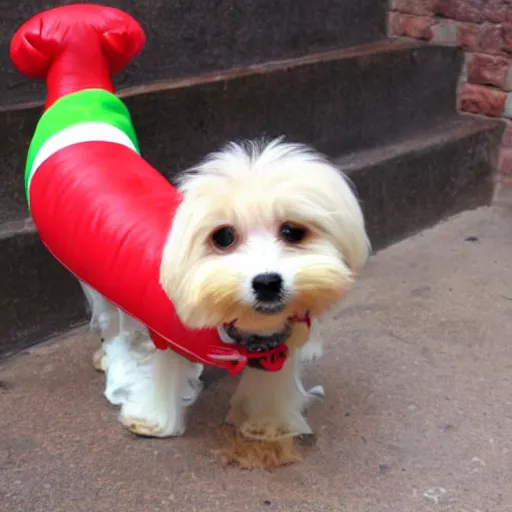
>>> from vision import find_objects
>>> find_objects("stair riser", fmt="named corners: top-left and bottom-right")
top-left (0, 124), bottom-right (501, 358)
top-left (0, 44), bottom-right (463, 223)
top-left (0, 231), bottom-right (87, 359)
top-left (2, 0), bottom-right (386, 107)
top-left (349, 126), bottom-right (502, 249)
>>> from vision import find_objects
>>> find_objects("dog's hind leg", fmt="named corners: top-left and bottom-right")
top-left (79, 280), bottom-right (119, 371)
top-left (103, 314), bottom-right (153, 406)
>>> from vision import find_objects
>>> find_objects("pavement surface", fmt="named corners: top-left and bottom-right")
top-left (3, 192), bottom-right (512, 512)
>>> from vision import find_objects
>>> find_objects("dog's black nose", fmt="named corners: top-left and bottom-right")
top-left (252, 273), bottom-right (283, 302)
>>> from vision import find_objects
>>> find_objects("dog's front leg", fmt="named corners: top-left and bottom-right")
top-left (116, 345), bottom-right (201, 438)
top-left (227, 351), bottom-right (324, 441)
top-left (299, 319), bottom-right (324, 362)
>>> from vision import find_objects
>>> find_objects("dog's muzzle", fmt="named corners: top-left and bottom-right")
top-left (221, 322), bottom-right (292, 354)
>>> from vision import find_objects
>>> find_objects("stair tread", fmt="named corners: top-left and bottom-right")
top-left (337, 116), bottom-right (504, 172)
top-left (0, 217), bottom-right (34, 240)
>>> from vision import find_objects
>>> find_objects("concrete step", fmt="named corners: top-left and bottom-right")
top-left (2, 0), bottom-right (387, 107)
top-left (0, 116), bottom-right (503, 359)
top-left (2, 203), bottom-right (512, 511)
top-left (337, 117), bottom-right (504, 249)
top-left (0, 219), bottom-right (87, 359)
top-left (1, 42), bottom-right (467, 223)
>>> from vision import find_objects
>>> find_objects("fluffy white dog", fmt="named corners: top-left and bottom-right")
top-left (82, 138), bottom-right (370, 447)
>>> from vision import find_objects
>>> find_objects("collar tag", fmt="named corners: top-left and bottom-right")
top-left (206, 346), bottom-right (247, 376)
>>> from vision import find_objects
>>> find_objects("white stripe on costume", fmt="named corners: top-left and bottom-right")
top-left (28, 121), bottom-right (137, 191)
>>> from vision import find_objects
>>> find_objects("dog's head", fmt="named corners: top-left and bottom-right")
top-left (160, 138), bottom-right (370, 336)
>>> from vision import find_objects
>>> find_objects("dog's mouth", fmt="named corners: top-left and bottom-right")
top-left (221, 321), bottom-right (291, 353)
top-left (253, 301), bottom-right (286, 315)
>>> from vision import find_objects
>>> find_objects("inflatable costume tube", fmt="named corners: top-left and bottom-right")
top-left (11, 4), bottom-right (290, 375)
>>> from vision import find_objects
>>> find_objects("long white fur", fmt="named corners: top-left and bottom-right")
top-left (80, 281), bottom-right (203, 436)
top-left (228, 348), bottom-right (326, 439)
top-left (80, 138), bottom-right (369, 439)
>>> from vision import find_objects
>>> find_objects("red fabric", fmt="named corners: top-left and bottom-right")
top-left (10, 4), bottom-right (145, 110)
top-left (11, 4), bottom-right (295, 376)
top-left (29, 143), bottom-right (258, 375)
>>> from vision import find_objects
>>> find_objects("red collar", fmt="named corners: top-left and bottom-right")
top-left (151, 312), bottom-right (311, 375)
top-left (209, 312), bottom-right (311, 374)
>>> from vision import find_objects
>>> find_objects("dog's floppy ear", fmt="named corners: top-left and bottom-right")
top-left (321, 165), bottom-right (371, 274)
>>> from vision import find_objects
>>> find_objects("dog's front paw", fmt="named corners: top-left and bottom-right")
top-left (239, 417), bottom-right (292, 441)
top-left (225, 404), bottom-right (294, 441)
top-left (236, 410), bottom-right (313, 442)
top-left (121, 416), bottom-right (162, 437)
top-left (119, 412), bottom-right (185, 438)
top-left (119, 385), bottom-right (186, 438)
top-left (221, 425), bottom-right (301, 469)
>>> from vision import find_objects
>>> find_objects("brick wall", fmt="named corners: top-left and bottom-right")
top-left (388, 0), bottom-right (512, 176)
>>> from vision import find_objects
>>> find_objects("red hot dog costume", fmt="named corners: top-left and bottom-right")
top-left (10, 4), bottom-right (310, 375)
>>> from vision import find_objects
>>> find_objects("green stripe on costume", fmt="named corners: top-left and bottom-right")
top-left (25, 89), bottom-right (140, 201)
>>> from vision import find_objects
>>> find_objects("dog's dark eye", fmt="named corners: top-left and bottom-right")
top-left (211, 226), bottom-right (237, 250)
top-left (280, 223), bottom-right (308, 244)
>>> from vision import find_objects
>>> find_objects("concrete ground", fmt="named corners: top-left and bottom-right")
top-left (2, 192), bottom-right (512, 512)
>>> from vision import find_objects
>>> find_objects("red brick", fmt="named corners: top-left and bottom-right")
top-left (498, 148), bottom-right (512, 175)
top-left (479, 24), bottom-right (506, 55)
top-left (456, 23), bottom-right (480, 51)
top-left (391, 0), bottom-right (435, 15)
top-left (483, 0), bottom-right (512, 24)
top-left (458, 83), bottom-right (507, 117)
top-left (389, 13), bottom-right (434, 40)
top-left (467, 53), bottom-right (509, 88)
top-left (433, 0), bottom-right (484, 23)
top-left (474, 23), bottom-right (512, 56)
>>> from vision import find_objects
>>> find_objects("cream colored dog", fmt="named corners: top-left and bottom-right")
top-left (82, 137), bottom-right (370, 446)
